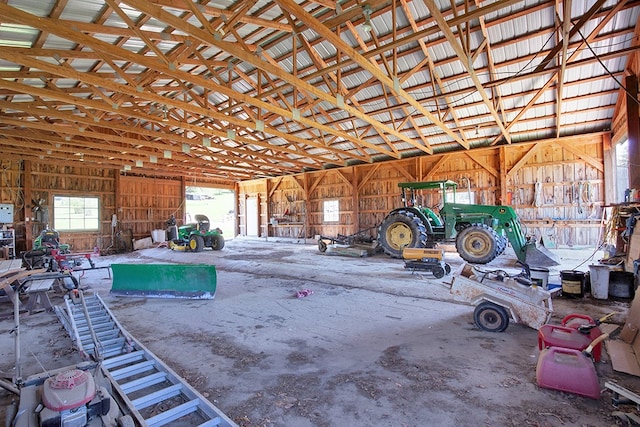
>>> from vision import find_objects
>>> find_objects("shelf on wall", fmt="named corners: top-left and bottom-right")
top-left (0, 228), bottom-right (16, 259)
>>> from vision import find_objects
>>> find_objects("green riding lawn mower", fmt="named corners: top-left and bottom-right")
top-left (377, 180), bottom-right (558, 267)
top-left (167, 214), bottom-right (225, 252)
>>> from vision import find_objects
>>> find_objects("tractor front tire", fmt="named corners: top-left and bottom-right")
top-left (189, 235), bottom-right (205, 252)
top-left (474, 302), bottom-right (509, 332)
top-left (210, 234), bottom-right (225, 250)
top-left (496, 234), bottom-right (508, 256)
top-left (378, 212), bottom-right (428, 258)
top-left (455, 224), bottom-right (499, 264)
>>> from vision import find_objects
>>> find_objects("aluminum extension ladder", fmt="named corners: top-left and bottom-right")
top-left (55, 293), bottom-right (237, 427)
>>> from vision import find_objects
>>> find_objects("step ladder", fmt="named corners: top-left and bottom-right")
top-left (55, 292), bottom-right (237, 427)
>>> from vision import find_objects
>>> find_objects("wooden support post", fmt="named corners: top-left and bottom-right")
top-left (23, 160), bottom-right (32, 248)
top-left (265, 179), bottom-right (272, 237)
top-left (627, 75), bottom-right (640, 189)
top-left (602, 133), bottom-right (615, 205)
top-left (352, 167), bottom-right (360, 233)
top-left (114, 171), bottom-right (121, 222)
top-left (499, 146), bottom-right (507, 205)
top-left (180, 175), bottom-right (186, 222)
top-left (234, 182), bottom-right (240, 237)
top-left (303, 174), bottom-right (310, 239)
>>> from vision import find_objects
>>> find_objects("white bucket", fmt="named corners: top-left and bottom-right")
top-left (151, 229), bottom-right (166, 243)
top-left (588, 264), bottom-right (610, 300)
top-left (530, 267), bottom-right (549, 290)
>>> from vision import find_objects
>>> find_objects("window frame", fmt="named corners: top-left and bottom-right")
top-left (53, 195), bottom-right (100, 232)
top-left (323, 199), bottom-right (340, 223)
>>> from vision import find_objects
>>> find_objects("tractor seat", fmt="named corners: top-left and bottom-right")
top-left (195, 215), bottom-right (210, 232)
top-left (41, 230), bottom-right (60, 247)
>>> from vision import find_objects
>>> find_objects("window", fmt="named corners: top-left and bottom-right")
top-left (54, 196), bottom-right (100, 231)
top-left (451, 190), bottom-right (475, 204)
top-left (323, 200), bottom-right (339, 222)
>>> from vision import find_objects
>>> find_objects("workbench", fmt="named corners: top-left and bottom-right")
top-left (0, 259), bottom-right (26, 306)
top-left (23, 278), bottom-right (55, 312)
top-left (0, 259), bottom-right (51, 313)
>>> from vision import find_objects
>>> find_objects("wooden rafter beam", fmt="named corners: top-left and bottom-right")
top-left (556, 0), bottom-right (572, 138)
top-left (398, 0), bottom-right (467, 150)
top-left (473, 0), bottom-right (507, 125)
top-left (491, 0), bottom-right (626, 145)
top-left (306, 0), bottom-right (525, 85)
top-left (116, 0), bottom-right (408, 160)
top-left (149, 0), bottom-right (292, 32)
top-left (0, 117), bottom-right (299, 176)
top-left (274, 0), bottom-right (466, 147)
top-left (0, 55), bottom-right (365, 170)
top-left (0, 78), bottom-right (319, 173)
top-left (343, 19), bottom-right (434, 154)
top-left (424, 0), bottom-right (511, 144)
top-left (0, 2), bottom-right (381, 165)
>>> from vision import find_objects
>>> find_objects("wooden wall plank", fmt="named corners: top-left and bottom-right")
top-left (0, 134), bottom-right (611, 252)
top-left (239, 135), bottom-right (608, 247)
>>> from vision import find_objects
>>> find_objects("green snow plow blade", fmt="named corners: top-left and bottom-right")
top-left (110, 263), bottom-right (217, 299)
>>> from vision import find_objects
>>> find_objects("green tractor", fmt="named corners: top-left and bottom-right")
top-left (167, 214), bottom-right (225, 252)
top-left (377, 180), bottom-right (557, 266)
top-left (33, 228), bottom-right (70, 253)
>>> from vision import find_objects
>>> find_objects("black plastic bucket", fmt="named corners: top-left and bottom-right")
top-left (561, 270), bottom-right (585, 298)
top-left (167, 225), bottom-right (178, 241)
top-left (609, 271), bottom-right (635, 299)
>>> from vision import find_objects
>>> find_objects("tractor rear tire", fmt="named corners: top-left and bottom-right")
top-left (211, 234), bottom-right (225, 250)
top-left (456, 224), bottom-right (499, 264)
top-left (474, 302), bottom-right (509, 332)
top-left (432, 265), bottom-right (445, 279)
top-left (378, 212), bottom-right (428, 258)
top-left (189, 235), bottom-right (205, 252)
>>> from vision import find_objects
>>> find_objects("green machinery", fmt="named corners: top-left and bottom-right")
top-left (33, 228), bottom-right (70, 253)
top-left (111, 263), bottom-right (217, 298)
top-left (377, 180), bottom-right (557, 266)
top-left (167, 214), bottom-right (225, 252)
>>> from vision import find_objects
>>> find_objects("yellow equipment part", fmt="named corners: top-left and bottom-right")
top-left (402, 247), bottom-right (443, 261)
top-left (169, 240), bottom-right (186, 251)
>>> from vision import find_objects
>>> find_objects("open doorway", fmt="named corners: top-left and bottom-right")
top-left (185, 187), bottom-right (235, 239)
top-left (616, 139), bottom-right (629, 203)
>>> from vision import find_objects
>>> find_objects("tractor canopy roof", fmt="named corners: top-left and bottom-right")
top-left (397, 180), bottom-right (457, 191)
top-left (195, 214), bottom-right (210, 223)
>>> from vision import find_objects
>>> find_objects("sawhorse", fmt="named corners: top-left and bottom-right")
top-left (24, 278), bottom-right (55, 313)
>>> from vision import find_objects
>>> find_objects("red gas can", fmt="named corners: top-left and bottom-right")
top-left (538, 324), bottom-right (602, 362)
top-left (536, 346), bottom-right (600, 399)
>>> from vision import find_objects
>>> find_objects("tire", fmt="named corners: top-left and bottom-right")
top-left (189, 235), bottom-right (205, 252)
top-left (432, 265), bottom-right (445, 279)
top-left (210, 234), bottom-right (225, 250)
top-left (455, 224), bottom-right (500, 264)
top-left (455, 222), bottom-right (471, 233)
top-left (378, 212), bottom-right (428, 258)
top-left (444, 263), bottom-right (451, 275)
top-left (318, 239), bottom-right (327, 252)
top-left (118, 415), bottom-right (135, 427)
top-left (496, 234), bottom-right (508, 256)
top-left (474, 302), bottom-right (509, 332)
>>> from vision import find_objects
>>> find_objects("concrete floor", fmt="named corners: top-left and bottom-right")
top-left (1, 238), bottom-right (638, 426)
